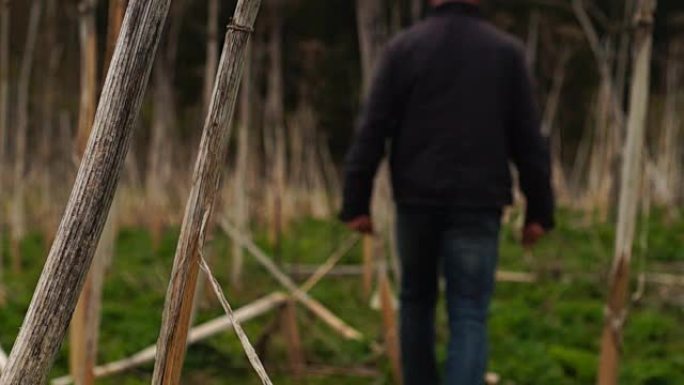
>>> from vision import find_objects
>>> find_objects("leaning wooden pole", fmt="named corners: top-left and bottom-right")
top-left (0, 1), bottom-right (172, 383)
top-left (597, 1), bottom-right (656, 385)
top-left (151, 1), bottom-right (262, 384)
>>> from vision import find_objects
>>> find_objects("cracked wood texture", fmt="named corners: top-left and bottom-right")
top-left (150, 1), bottom-right (262, 384)
top-left (0, 0), bottom-right (171, 383)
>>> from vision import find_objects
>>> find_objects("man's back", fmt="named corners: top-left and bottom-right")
top-left (341, 2), bottom-right (554, 230)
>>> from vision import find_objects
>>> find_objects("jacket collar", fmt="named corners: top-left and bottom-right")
top-left (429, 1), bottom-right (481, 18)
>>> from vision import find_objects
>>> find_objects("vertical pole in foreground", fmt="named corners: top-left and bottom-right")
top-left (151, 1), bottom-right (262, 384)
top-left (597, 1), bottom-right (656, 384)
top-left (0, 1), bottom-right (171, 383)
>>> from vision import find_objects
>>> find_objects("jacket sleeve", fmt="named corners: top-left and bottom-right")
top-left (339, 47), bottom-right (399, 222)
top-left (508, 47), bottom-right (555, 230)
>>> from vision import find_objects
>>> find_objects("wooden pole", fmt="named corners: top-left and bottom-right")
top-left (597, 1), bottom-right (656, 384)
top-left (151, 1), bottom-right (262, 383)
top-left (0, 0), bottom-right (172, 382)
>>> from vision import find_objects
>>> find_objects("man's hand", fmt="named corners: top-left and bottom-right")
top-left (345, 215), bottom-right (374, 234)
top-left (522, 222), bottom-right (546, 249)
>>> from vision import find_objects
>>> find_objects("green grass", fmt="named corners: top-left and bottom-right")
top-left (1, 210), bottom-right (683, 384)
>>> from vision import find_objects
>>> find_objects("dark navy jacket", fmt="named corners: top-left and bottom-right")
top-left (340, 2), bottom-right (555, 229)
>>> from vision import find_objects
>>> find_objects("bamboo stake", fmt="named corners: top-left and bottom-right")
top-left (597, 1), bottom-right (656, 384)
top-left (0, 1), bottom-right (172, 382)
top-left (220, 220), bottom-right (363, 340)
top-left (151, 2), bottom-right (262, 383)
top-left (51, 293), bottom-right (287, 385)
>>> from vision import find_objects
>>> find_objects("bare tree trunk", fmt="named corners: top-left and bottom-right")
top-left (151, 1), bottom-right (262, 383)
top-left (614, 0), bottom-right (635, 106)
top-left (0, 0), bottom-right (172, 382)
top-left (573, 0), bottom-right (626, 216)
top-left (541, 48), bottom-right (571, 202)
top-left (356, 0), bottom-right (394, 294)
top-left (203, 0), bottom-right (219, 114)
top-left (38, 0), bottom-right (60, 245)
top-left (264, 3), bottom-right (287, 256)
top-left (654, 30), bottom-right (682, 207)
top-left (147, 60), bottom-right (174, 247)
top-left (356, 0), bottom-right (386, 96)
top-left (0, 0), bottom-right (10, 301)
top-left (147, 0), bottom-right (185, 248)
top-left (10, 0), bottom-right (42, 275)
top-left (69, 1), bottom-right (101, 383)
top-left (597, 1), bottom-right (656, 384)
top-left (231, 39), bottom-right (252, 288)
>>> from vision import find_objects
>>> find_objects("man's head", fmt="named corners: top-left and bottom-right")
top-left (428, 0), bottom-right (480, 6)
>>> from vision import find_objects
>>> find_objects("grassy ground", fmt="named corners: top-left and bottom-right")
top-left (1, 209), bottom-right (683, 384)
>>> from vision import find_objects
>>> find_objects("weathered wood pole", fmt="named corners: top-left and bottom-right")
top-left (0, 0), bottom-right (172, 383)
top-left (150, 1), bottom-right (262, 383)
top-left (597, 1), bottom-right (656, 384)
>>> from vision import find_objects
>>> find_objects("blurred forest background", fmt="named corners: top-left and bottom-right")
top-left (0, 0), bottom-right (683, 384)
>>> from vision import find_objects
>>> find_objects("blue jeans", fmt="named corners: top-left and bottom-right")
top-left (396, 204), bottom-right (501, 385)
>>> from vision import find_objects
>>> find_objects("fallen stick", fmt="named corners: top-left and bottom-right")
top-left (496, 270), bottom-right (537, 283)
top-left (299, 235), bottom-right (360, 292)
top-left (199, 255), bottom-right (272, 385)
top-left (50, 292), bottom-right (287, 385)
top-left (220, 219), bottom-right (363, 341)
top-left (288, 264), bottom-right (539, 284)
top-left (51, 235), bottom-right (359, 384)
top-left (644, 272), bottom-right (684, 287)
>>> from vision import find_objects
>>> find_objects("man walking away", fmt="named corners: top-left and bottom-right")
top-left (339, 0), bottom-right (555, 384)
